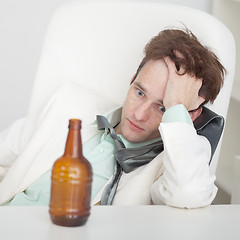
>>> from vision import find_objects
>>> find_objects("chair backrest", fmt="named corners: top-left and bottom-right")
top-left (28, 0), bottom-right (235, 173)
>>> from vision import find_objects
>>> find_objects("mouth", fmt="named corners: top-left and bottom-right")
top-left (127, 119), bottom-right (144, 131)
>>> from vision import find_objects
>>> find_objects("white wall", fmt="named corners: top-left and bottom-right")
top-left (0, 0), bottom-right (70, 131)
top-left (211, 0), bottom-right (240, 203)
top-left (0, 0), bottom-right (212, 131)
top-left (212, 0), bottom-right (240, 101)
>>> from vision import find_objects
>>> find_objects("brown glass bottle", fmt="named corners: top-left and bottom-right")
top-left (49, 119), bottom-right (92, 227)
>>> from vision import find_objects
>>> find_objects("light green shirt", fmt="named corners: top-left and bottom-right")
top-left (5, 104), bottom-right (191, 206)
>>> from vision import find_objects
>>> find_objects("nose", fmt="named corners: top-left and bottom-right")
top-left (133, 102), bottom-right (150, 122)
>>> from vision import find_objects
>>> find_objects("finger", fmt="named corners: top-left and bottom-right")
top-left (164, 57), bottom-right (176, 72)
top-left (174, 50), bottom-right (184, 59)
top-left (164, 56), bottom-right (183, 74)
top-left (189, 96), bottom-right (205, 111)
top-left (173, 50), bottom-right (184, 72)
top-left (196, 96), bottom-right (205, 108)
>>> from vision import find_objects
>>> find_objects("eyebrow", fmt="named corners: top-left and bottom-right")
top-left (133, 81), bottom-right (164, 105)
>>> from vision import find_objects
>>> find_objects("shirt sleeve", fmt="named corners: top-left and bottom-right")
top-left (162, 104), bottom-right (193, 126)
top-left (4, 170), bottom-right (51, 206)
top-left (151, 107), bottom-right (217, 209)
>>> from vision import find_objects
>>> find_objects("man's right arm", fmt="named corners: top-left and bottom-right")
top-left (150, 105), bottom-right (217, 208)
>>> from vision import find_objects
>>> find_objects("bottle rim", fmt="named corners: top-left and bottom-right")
top-left (68, 119), bottom-right (81, 129)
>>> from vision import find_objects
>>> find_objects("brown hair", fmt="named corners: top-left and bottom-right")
top-left (133, 28), bottom-right (226, 104)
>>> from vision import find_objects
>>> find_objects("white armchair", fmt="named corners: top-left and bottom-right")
top-left (0, 0), bottom-right (235, 204)
top-left (30, 0), bottom-right (235, 171)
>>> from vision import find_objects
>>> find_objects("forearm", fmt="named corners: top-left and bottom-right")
top-left (151, 106), bottom-right (217, 208)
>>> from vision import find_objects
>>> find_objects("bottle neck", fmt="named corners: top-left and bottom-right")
top-left (64, 119), bottom-right (83, 158)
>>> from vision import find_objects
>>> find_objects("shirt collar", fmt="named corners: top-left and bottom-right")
top-left (91, 106), bottom-right (122, 127)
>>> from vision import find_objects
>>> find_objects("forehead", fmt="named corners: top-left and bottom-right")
top-left (134, 59), bottom-right (168, 100)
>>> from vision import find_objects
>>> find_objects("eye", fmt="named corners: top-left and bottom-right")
top-left (159, 105), bottom-right (166, 113)
top-left (136, 89), bottom-right (144, 97)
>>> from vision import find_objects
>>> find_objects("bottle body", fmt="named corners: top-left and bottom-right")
top-left (49, 119), bottom-right (92, 227)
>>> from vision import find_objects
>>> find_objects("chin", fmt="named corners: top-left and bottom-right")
top-left (122, 133), bottom-right (146, 143)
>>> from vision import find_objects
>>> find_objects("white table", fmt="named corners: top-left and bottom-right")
top-left (1, 205), bottom-right (240, 240)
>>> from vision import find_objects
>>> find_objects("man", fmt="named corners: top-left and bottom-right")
top-left (0, 28), bottom-right (225, 208)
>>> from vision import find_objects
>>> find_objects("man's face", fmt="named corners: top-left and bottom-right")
top-left (115, 59), bottom-right (168, 143)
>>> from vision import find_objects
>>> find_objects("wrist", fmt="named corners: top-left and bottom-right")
top-left (162, 104), bottom-right (193, 126)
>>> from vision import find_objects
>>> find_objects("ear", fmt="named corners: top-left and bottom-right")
top-left (130, 73), bottom-right (136, 85)
top-left (189, 107), bottom-right (203, 122)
